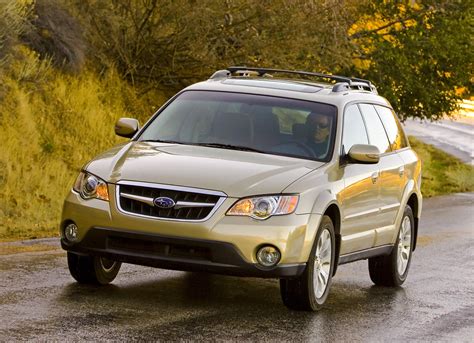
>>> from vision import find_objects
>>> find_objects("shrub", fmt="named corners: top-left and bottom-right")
top-left (21, 0), bottom-right (85, 73)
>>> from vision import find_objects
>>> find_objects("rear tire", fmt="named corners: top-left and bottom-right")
top-left (368, 205), bottom-right (414, 286)
top-left (67, 252), bottom-right (121, 285)
top-left (280, 215), bottom-right (336, 311)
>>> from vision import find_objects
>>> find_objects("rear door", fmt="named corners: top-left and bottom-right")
top-left (359, 104), bottom-right (405, 247)
top-left (374, 105), bottom-right (411, 243)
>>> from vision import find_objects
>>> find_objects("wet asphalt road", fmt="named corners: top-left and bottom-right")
top-left (1, 193), bottom-right (473, 342)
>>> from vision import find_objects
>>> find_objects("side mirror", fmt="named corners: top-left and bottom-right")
top-left (115, 118), bottom-right (139, 138)
top-left (348, 144), bottom-right (380, 164)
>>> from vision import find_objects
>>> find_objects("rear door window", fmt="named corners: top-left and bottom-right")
top-left (358, 104), bottom-right (391, 154)
top-left (374, 105), bottom-right (408, 151)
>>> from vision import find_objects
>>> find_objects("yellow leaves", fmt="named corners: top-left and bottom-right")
top-left (404, 18), bottom-right (417, 28)
top-left (411, 2), bottom-right (422, 11)
top-left (352, 58), bottom-right (372, 71)
top-left (437, 70), bottom-right (452, 78)
top-left (348, 14), bottom-right (386, 36)
top-left (348, 4), bottom-right (423, 65)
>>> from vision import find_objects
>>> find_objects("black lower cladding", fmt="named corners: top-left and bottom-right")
top-left (61, 227), bottom-right (305, 278)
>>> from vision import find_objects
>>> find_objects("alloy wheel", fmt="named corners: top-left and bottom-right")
top-left (397, 216), bottom-right (412, 276)
top-left (99, 257), bottom-right (117, 272)
top-left (313, 228), bottom-right (332, 299)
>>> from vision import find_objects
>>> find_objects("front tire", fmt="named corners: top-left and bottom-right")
top-left (368, 205), bottom-right (414, 286)
top-left (67, 252), bottom-right (121, 285)
top-left (280, 215), bottom-right (336, 311)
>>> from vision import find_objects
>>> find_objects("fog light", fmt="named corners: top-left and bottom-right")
top-left (256, 245), bottom-right (281, 267)
top-left (64, 223), bottom-right (78, 243)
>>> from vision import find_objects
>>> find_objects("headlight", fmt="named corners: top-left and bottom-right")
top-left (73, 171), bottom-right (109, 201)
top-left (227, 195), bottom-right (299, 220)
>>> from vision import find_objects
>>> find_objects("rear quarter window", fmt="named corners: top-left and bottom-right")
top-left (374, 105), bottom-right (408, 151)
top-left (358, 103), bottom-right (391, 154)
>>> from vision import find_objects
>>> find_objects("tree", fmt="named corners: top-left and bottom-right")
top-left (348, 0), bottom-right (473, 121)
top-left (67, 1), bottom-right (363, 86)
top-left (66, 0), bottom-right (471, 121)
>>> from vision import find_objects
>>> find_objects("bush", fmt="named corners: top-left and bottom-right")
top-left (21, 0), bottom-right (85, 72)
top-left (0, 1), bottom-right (30, 67)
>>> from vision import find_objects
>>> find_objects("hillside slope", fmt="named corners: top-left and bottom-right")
top-left (0, 49), bottom-right (163, 240)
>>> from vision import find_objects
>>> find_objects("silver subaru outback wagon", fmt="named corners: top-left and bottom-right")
top-left (61, 67), bottom-right (422, 311)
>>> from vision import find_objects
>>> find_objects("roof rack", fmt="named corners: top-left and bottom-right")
top-left (332, 82), bottom-right (378, 94)
top-left (209, 66), bottom-right (377, 94)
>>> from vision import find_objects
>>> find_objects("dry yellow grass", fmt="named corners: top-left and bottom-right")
top-left (0, 48), bottom-right (164, 240)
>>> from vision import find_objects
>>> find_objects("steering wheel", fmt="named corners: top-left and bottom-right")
top-left (272, 141), bottom-right (316, 158)
top-left (292, 141), bottom-right (316, 157)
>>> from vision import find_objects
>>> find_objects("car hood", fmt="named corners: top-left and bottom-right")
top-left (85, 142), bottom-right (325, 197)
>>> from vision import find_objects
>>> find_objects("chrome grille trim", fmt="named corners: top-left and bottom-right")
top-left (115, 181), bottom-right (227, 222)
top-left (120, 193), bottom-right (217, 209)
top-left (120, 193), bottom-right (155, 206)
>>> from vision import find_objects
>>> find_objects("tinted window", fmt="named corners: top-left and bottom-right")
top-left (342, 104), bottom-right (368, 154)
top-left (139, 91), bottom-right (337, 162)
top-left (358, 104), bottom-right (391, 153)
top-left (374, 105), bottom-right (408, 150)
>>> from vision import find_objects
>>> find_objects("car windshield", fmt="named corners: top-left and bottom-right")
top-left (138, 91), bottom-right (337, 161)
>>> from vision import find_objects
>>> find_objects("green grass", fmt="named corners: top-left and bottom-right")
top-left (408, 136), bottom-right (474, 197)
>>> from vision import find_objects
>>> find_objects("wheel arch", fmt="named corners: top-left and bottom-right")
top-left (406, 192), bottom-right (420, 251)
top-left (322, 202), bottom-right (341, 276)
top-left (307, 190), bottom-right (341, 276)
top-left (398, 179), bottom-right (422, 251)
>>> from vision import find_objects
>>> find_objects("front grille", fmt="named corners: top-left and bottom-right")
top-left (117, 183), bottom-right (223, 221)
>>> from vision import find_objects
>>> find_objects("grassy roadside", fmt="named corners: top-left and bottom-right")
top-left (408, 136), bottom-right (474, 197)
top-left (0, 48), bottom-right (164, 242)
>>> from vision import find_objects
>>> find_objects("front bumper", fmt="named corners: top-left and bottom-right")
top-left (62, 227), bottom-right (306, 278)
top-left (61, 186), bottom-right (321, 277)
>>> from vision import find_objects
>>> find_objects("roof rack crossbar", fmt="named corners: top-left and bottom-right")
top-left (351, 77), bottom-right (372, 87)
top-left (210, 66), bottom-right (377, 94)
top-left (226, 66), bottom-right (352, 84)
top-left (332, 81), bottom-right (377, 94)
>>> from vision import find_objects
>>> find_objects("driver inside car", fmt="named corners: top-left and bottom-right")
top-left (305, 112), bottom-right (331, 157)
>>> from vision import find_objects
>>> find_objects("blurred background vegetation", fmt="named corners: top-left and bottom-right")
top-left (0, 0), bottom-right (472, 239)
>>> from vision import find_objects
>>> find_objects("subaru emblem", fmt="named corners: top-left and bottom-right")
top-left (153, 197), bottom-right (176, 209)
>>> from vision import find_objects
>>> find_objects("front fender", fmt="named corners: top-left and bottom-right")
top-left (291, 191), bottom-right (339, 264)
top-left (311, 190), bottom-right (339, 215)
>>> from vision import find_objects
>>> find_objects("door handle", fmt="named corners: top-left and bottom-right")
top-left (399, 166), bottom-right (405, 177)
top-left (371, 172), bottom-right (379, 184)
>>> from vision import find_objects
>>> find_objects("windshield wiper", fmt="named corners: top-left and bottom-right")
top-left (192, 142), bottom-right (265, 153)
top-left (141, 140), bottom-right (265, 153)
top-left (140, 139), bottom-right (183, 144)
